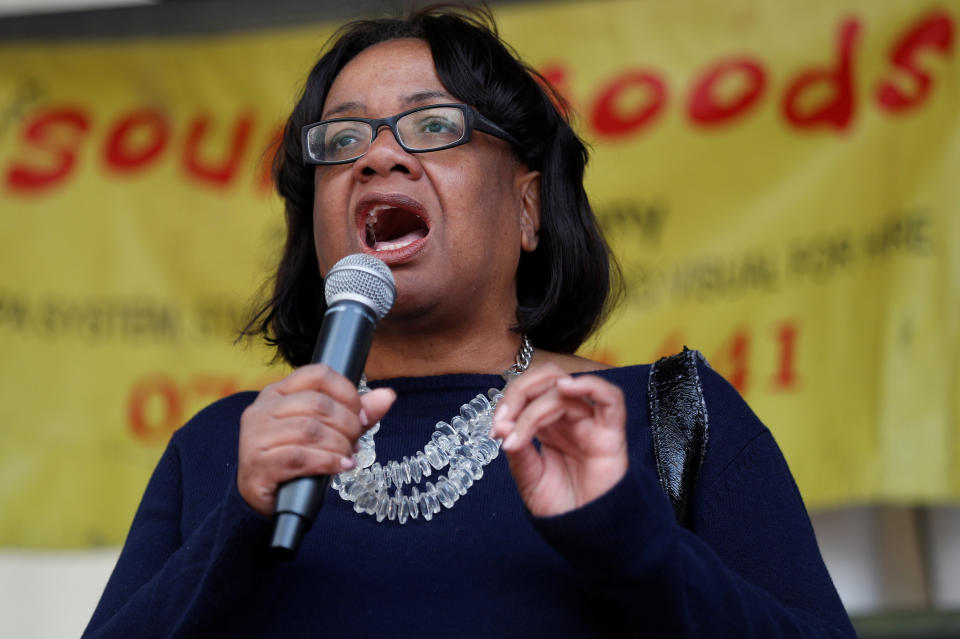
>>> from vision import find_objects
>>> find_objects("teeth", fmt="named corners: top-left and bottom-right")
top-left (374, 238), bottom-right (416, 252)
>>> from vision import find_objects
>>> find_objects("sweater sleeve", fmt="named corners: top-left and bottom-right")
top-left (530, 370), bottom-right (856, 638)
top-left (82, 417), bottom-right (275, 638)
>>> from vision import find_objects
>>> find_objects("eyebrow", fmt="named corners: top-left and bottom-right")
top-left (322, 90), bottom-right (455, 119)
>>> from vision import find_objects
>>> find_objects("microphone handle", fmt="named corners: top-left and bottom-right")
top-left (270, 300), bottom-right (378, 558)
top-left (309, 301), bottom-right (378, 386)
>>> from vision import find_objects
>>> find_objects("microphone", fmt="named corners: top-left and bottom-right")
top-left (270, 253), bottom-right (396, 558)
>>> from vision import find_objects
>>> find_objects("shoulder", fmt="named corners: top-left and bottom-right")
top-left (588, 363), bottom-right (651, 395)
top-left (688, 356), bottom-right (786, 497)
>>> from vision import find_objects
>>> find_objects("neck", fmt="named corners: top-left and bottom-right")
top-left (363, 321), bottom-right (524, 380)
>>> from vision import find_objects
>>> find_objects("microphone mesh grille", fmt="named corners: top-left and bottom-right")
top-left (324, 254), bottom-right (396, 320)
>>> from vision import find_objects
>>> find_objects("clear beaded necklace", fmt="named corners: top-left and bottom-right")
top-left (331, 335), bottom-right (533, 524)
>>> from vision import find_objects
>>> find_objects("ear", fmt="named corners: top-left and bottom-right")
top-left (516, 170), bottom-right (541, 252)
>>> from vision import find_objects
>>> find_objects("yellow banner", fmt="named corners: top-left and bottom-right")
top-left (1, 0), bottom-right (957, 547)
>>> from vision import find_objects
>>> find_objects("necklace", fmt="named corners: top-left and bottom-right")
top-left (331, 335), bottom-right (533, 524)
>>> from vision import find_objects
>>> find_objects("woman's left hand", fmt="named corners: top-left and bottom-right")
top-left (490, 364), bottom-right (629, 517)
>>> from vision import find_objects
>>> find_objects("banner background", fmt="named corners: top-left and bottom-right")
top-left (1, 0), bottom-right (957, 547)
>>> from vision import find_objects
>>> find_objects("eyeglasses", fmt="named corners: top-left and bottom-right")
top-left (301, 103), bottom-right (520, 165)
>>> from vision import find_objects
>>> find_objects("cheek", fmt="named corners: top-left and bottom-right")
top-left (312, 220), bottom-right (348, 266)
top-left (434, 160), bottom-right (520, 233)
top-left (311, 171), bottom-right (354, 266)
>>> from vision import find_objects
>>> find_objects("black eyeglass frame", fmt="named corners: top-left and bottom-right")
top-left (300, 103), bottom-right (521, 165)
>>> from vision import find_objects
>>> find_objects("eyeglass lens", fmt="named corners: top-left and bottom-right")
top-left (308, 106), bottom-right (467, 163)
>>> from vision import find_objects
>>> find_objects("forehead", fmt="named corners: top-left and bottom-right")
top-left (323, 38), bottom-right (452, 117)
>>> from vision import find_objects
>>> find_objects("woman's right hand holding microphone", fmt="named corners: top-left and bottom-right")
top-left (237, 364), bottom-right (396, 517)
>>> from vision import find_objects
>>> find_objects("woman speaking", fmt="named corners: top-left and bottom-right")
top-left (85, 6), bottom-right (855, 638)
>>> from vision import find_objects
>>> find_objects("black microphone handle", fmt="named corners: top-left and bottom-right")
top-left (270, 300), bottom-right (378, 558)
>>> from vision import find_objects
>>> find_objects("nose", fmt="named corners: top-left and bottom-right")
top-left (353, 125), bottom-right (422, 181)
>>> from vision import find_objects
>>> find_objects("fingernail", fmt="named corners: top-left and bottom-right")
top-left (503, 433), bottom-right (518, 450)
top-left (341, 456), bottom-right (356, 470)
top-left (359, 409), bottom-right (369, 427)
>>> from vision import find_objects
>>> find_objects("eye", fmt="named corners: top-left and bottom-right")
top-left (400, 109), bottom-right (464, 148)
top-left (417, 116), bottom-right (457, 135)
top-left (329, 127), bottom-right (364, 150)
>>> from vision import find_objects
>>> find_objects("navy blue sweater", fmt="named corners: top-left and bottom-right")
top-left (84, 364), bottom-right (856, 638)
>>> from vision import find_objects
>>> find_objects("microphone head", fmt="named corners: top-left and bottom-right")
top-left (324, 254), bottom-right (396, 320)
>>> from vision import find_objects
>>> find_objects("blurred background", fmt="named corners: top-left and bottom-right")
top-left (1, 0), bottom-right (958, 636)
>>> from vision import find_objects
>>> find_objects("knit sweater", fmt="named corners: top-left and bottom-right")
top-left (84, 363), bottom-right (856, 638)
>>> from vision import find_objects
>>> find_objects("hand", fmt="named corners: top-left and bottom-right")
top-left (237, 364), bottom-right (395, 517)
top-left (491, 364), bottom-right (629, 517)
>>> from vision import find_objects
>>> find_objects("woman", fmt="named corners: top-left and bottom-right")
top-left (85, 7), bottom-right (856, 638)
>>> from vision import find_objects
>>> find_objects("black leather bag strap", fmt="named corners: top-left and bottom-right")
top-left (647, 347), bottom-right (710, 528)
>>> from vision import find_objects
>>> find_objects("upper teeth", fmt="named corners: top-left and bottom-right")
top-left (366, 206), bottom-right (384, 228)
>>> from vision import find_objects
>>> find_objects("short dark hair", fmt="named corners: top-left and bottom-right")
top-left (245, 4), bottom-right (621, 367)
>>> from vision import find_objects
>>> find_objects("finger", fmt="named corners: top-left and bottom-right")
top-left (260, 386), bottom-right (366, 439)
top-left (358, 387), bottom-right (396, 428)
top-left (492, 368), bottom-right (569, 441)
top-left (494, 363), bottom-right (568, 426)
top-left (556, 376), bottom-right (626, 428)
top-left (263, 364), bottom-right (361, 411)
top-left (265, 389), bottom-right (353, 419)
top-left (263, 444), bottom-right (357, 478)
top-left (238, 445), bottom-right (355, 516)
top-left (253, 414), bottom-right (358, 452)
top-left (501, 389), bottom-right (589, 452)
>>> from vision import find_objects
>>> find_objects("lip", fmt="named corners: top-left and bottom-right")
top-left (354, 192), bottom-right (431, 265)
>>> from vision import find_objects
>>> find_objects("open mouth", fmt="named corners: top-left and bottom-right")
top-left (364, 205), bottom-right (430, 252)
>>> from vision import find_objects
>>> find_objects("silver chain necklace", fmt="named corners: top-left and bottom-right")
top-left (331, 335), bottom-right (533, 524)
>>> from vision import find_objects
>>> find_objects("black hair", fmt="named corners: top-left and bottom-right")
top-left (245, 4), bottom-right (621, 367)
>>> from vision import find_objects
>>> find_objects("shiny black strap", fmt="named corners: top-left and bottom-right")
top-left (648, 347), bottom-right (710, 528)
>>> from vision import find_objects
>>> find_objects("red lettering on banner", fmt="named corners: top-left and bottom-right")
top-left (689, 58), bottom-right (767, 126)
top-left (103, 109), bottom-right (169, 172)
top-left (6, 12), bottom-right (957, 198)
top-left (773, 321), bottom-right (799, 390)
top-left (782, 18), bottom-right (861, 132)
top-left (5, 106), bottom-right (90, 193)
top-left (128, 373), bottom-right (183, 443)
top-left (649, 320), bottom-right (803, 397)
top-left (591, 69), bottom-right (667, 137)
top-left (719, 328), bottom-right (750, 394)
top-left (125, 371), bottom-right (284, 444)
top-left (875, 10), bottom-right (955, 113)
top-left (183, 112), bottom-right (255, 186)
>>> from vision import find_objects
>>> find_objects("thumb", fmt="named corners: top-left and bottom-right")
top-left (359, 387), bottom-right (396, 428)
